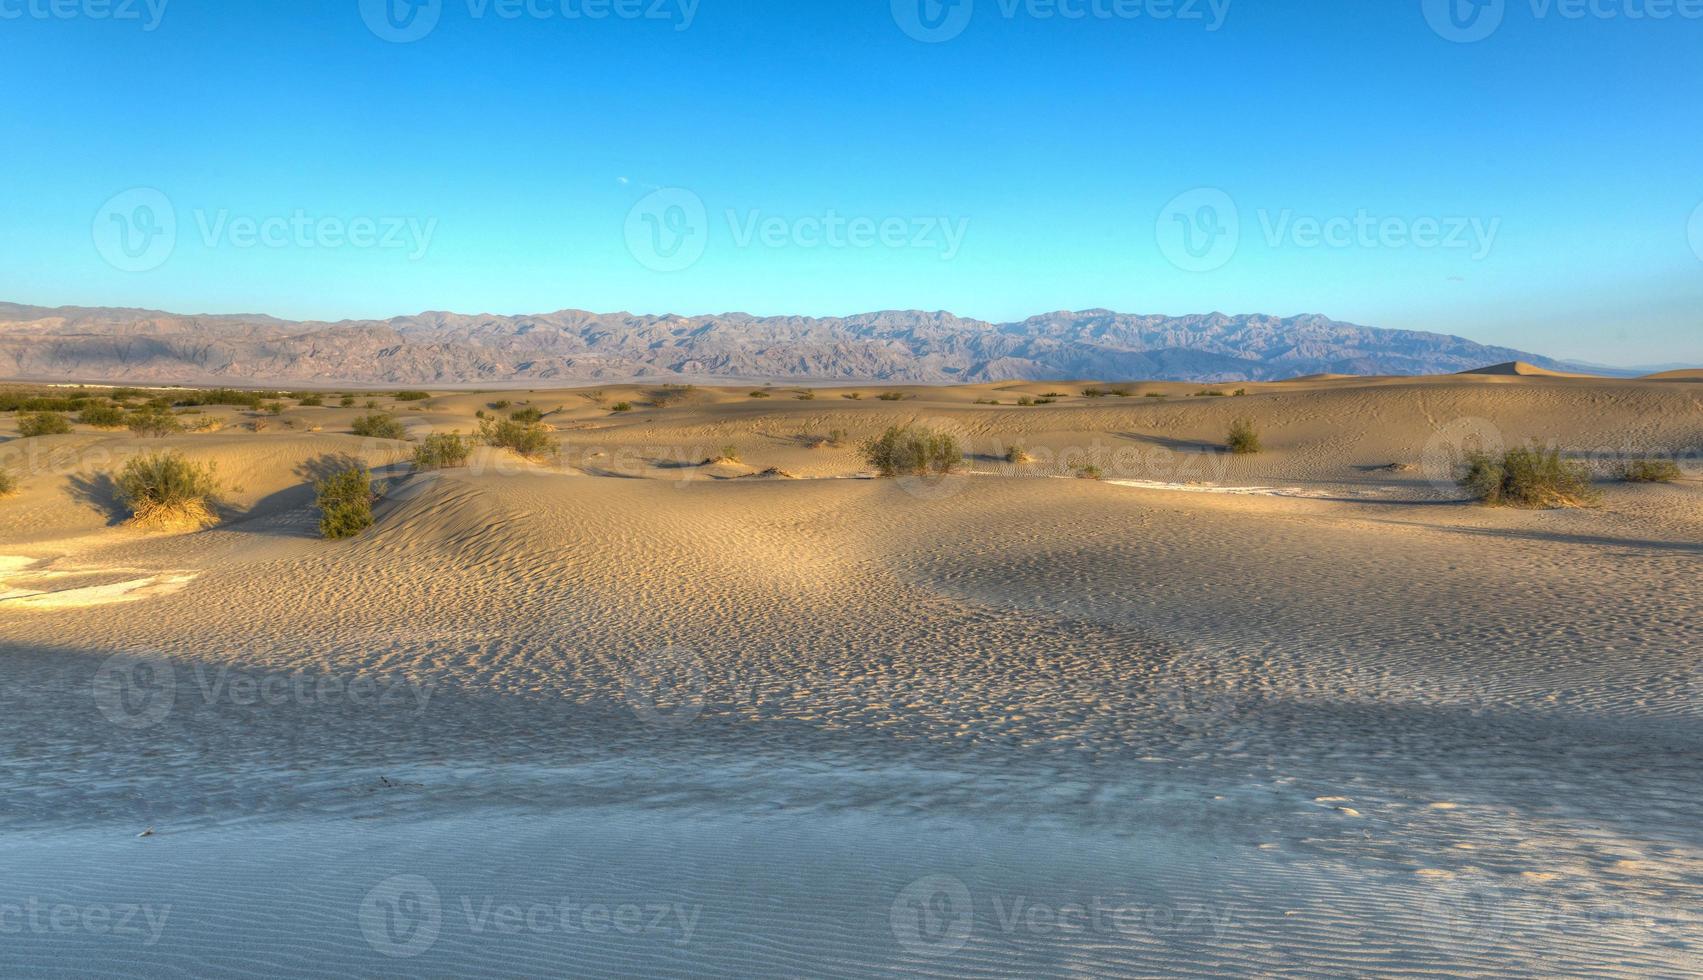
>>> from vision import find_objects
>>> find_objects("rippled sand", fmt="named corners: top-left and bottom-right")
top-left (1, 375), bottom-right (1698, 976)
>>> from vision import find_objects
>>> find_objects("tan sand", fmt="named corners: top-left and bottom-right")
top-left (0, 373), bottom-right (1697, 976)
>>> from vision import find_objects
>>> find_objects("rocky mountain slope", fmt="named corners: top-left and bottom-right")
top-left (0, 303), bottom-right (1607, 385)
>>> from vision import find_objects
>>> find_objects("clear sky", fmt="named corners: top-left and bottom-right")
top-left (2, 0), bottom-right (1700, 366)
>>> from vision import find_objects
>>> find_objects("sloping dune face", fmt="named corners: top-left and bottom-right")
top-left (0, 375), bottom-right (1698, 977)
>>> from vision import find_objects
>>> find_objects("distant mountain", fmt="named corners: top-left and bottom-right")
top-left (0, 303), bottom-right (1621, 385)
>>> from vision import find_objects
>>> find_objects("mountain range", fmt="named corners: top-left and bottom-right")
top-left (0, 302), bottom-right (1628, 386)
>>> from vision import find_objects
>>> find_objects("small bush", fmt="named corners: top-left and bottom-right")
top-left (796, 391), bottom-right (815, 401)
top-left (392, 391), bottom-right (431, 402)
top-left (478, 417), bottom-right (555, 458)
top-left (1233, 388), bottom-right (1247, 397)
top-left (18, 412), bottom-right (71, 437)
top-left (126, 409), bottom-right (183, 437)
top-left (611, 402), bottom-right (633, 413)
top-left (842, 392), bottom-right (862, 400)
top-left (298, 394), bottom-right (325, 407)
top-left (339, 395), bottom-right (356, 407)
top-left (1016, 396), bottom-right (1035, 407)
top-left (1460, 447), bottom-right (1599, 509)
top-left (877, 392), bottom-right (905, 401)
top-left (364, 399), bottom-right (378, 409)
top-left (749, 390), bottom-right (771, 398)
top-left (413, 432), bottom-right (473, 470)
top-left (0, 467), bottom-right (16, 497)
top-left (860, 425), bottom-right (963, 477)
top-left (1034, 398), bottom-right (1057, 405)
top-left (1082, 388), bottom-right (1108, 398)
top-left (263, 402), bottom-right (285, 415)
top-left (1198, 390), bottom-right (1227, 397)
top-left (78, 403), bottom-right (126, 428)
top-left (1076, 464), bottom-right (1104, 480)
top-left (1226, 418), bottom-right (1261, 455)
top-left (117, 451), bottom-right (220, 529)
top-left (316, 466), bottom-right (374, 539)
top-left (489, 399), bottom-right (513, 410)
top-left (509, 407), bottom-right (543, 423)
top-left (351, 412), bottom-right (407, 440)
top-left (1005, 444), bottom-right (1031, 464)
top-left (1145, 392), bottom-right (1166, 398)
top-left (973, 398), bottom-right (1000, 405)
top-left (1616, 458), bottom-right (1682, 483)
top-left (827, 429), bottom-right (848, 447)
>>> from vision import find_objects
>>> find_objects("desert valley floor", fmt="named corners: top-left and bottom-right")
top-left (0, 372), bottom-right (1698, 977)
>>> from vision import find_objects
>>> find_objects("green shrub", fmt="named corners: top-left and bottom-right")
top-left (611, 402), bottom-right (633, 413)
top-left (316, 466), bottom-right (374, 539)
top-left (1233, 388), bottom-right (1247, 396)
top-left (413, 432), bottom-right (473, 470)
top-left (1076, 464), bottom-right (1104, 480)
top-left (1145, 392), bottom-right (1166, 398)
top-left (1005, 444), bottom-right (1031, 464)
top-left (1226, 418), bottom-right (1261, 454)
top-left (748, 390), bottom-right (771, 398)
top-left (298, 394), bottom-right (324, 407)
top-left (126, 408), bottom-right (183, 437)
top-left (478, 417), bottom-right (555, 458)
top-left (351, 412), bottom-right (407, 440)
top-left (78, 403), bottom-right (127, 428)
top-left (1616, 458), bottom-right (1682, 483)
top-left (1460, 447), bottom-right (1599, 508)
top-left (489, 399), bottom-right (513, 410)
top-left (263, 402), bottom-right (285, 415)
top-left (117, 451), bottom-right (220, 529)
top-left (1016, 396), bottom-right (1035, 407)
top-left (509, 407), bottom-right (543, 423)
top-left (842, 392), bottom-right (862, 400)
top-left (339, 395), bottom-right (356, 407)
top-left (796, 390), bottom-right (815, 401)
top-left (860, 425), bottom-right (963, 477)
top-left (877, 392), bottom-right (905, 401)
top-left (1082, 388), bottom-right (1108, 397)
top-left (716, 444), bottom-right (740, 463)
top-left (17, 412), bottom-right (71, 437)
top-left (392, 391), bottom-right (431, 402)
top-left (0, 467), bottom-right (16, 497)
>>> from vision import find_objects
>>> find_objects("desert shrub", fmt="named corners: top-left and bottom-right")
top-left (0, 395), bottom-right (81, 412)
top-left (339, 395), bottom-right (356, 407)
top-left (171, 388), bottom-right (272, 409)
top-left (842, 392), bottom-right (862, 400)
top-left (1459, 447), bottom-right (1599, 508)
top-left (1145, 392), bottom-right (1166, 398)
top-left (1005, 444), bottom-right (1031, 464)
top-left (351, 412), bottom-right (407, 440)
top-left (116, 451), bottom-right (220, 529)
top-left (392, 391), bottom-right (431, 402)
top-left (1233, 388), bottom-right (1247, 396)
top-left (1042, 392), bottom-right (1066, 398)
top-left (973, 398), bottom-right (1000, 405)
top-left (1616, 458), bottom-right (1682, 483)
top-left (877, 392), bottom-right (905, 401)
top-left (649, 385), bottom-right (694, 407)
top-left (1082, 387), bottom-right (1108, 398)
top-left (0, 467), bottom-right (15, 497)
top-left (478, 417), bottom-right (555, 458)
top-left (263, 402), bottom-right (284, 415)
top-left (126, 408), bottom-right (183, 437)
top-left (489, 399), bottom-right (513, 410)
top-left (716, 444), bottom-right (740, 463)
top-left (611, 402), bottom-right (633, 413)
top-left (1016, 396), bottom-right (1035, 406)
top-left (1198, 390), bottom-right (1227, 397)
top-left (412, 432), bottom-right (472, 470)
top-left (509, 407), bottom-right (543, 423)
top-left (298, 394), bottom-right (324, 407)
top-left (364, 399), bottom-right (378, 409)
top-left (1034, 397), bottom-right (1057, 405)
top-left (78, 403), bottom-right (127, 428)
top-left (828, 428), bottom-right (848, 447)
top-left (749, 390), bottom-right (771, 398)
top-left (1109, 388), bottom-right (1132, 397)
top-left (1076, 464), bottom-right (1104, 480)
top-left (17, 412), bottom-right (71, 437)
top-left (316, 466), bottom-right (374, 539)
top-left (860, 425), bottom-right (963, 477)
top-left (796, 390), bottom-right (815, 401)
top-left (1226, 418), bottom-right (1261, 454)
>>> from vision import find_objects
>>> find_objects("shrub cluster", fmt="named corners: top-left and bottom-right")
top-left (391, 391), bottom-right (431, 402)
top-left (478, 417), bottom-right (555, 458)
top-left (316, 467), bottom-right (374, 539)
top-left (351, 412), bottom-right (408, 440)
top-left (1616, 458), bottom-right (1682, 483)
top-left (78, 403), bottom-right (127, 428)
top-left (117, 451), bottom-right (220, 529)
top-left (1459, 447), bottom-right (1599, 508)
top-left (126, 408), bottom-right (183, 437)
top-left (860, 425), bottom-right (963, 477)
top-left (0, 467), bottom-right (16, 497)
top-left (17, 412), bottom-right (71, 437)
top-left (413, 432), bottom-right (473, 470)
top-left (1226, 418), bottom-right (1261, 454)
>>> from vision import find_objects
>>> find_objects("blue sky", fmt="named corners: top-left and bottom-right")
top-left (1, 0), bottom-right (1700, 365)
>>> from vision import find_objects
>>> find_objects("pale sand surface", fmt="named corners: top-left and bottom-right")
top-left (0, 374), bottom-right (1698, 976)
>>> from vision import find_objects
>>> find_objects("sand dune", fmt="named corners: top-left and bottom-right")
top-left (0, 373), bottom-right (1698, 977)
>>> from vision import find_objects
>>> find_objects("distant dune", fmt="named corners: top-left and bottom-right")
top-left (1641, 368), bottom-right (1703, 381)
top-left (1457, 360), bottom-right (1596, 378)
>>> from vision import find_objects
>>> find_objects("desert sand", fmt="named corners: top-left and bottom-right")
top-left (0, 373), bottom-right (1698, 977)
